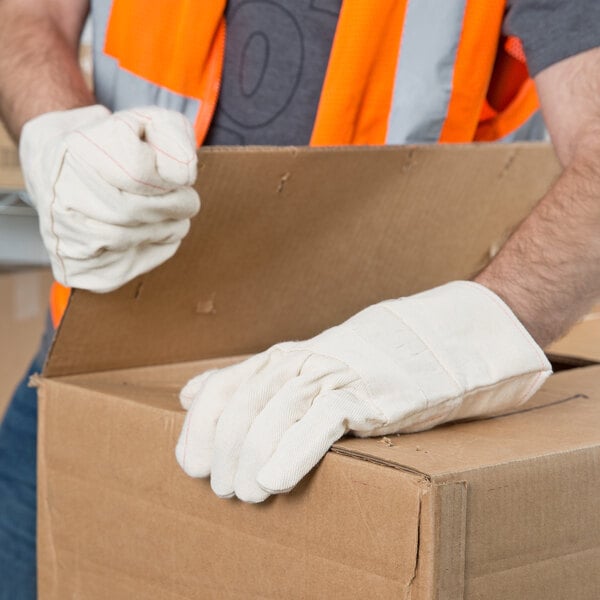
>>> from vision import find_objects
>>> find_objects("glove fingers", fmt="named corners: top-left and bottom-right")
top-left (59, 155), bottom-right (200, 225)
top-left (233, 375), bottom-right (323, 503)
top-left (210, 352), bottom-right (307, 498)
top-left (56, 239), bottom-right (181, 292)
top-left (175, 353), bottom-right (272, 479)
top-left (131, 108), bottom-right (198, 187)
top-left (68, 108), bottom-right (196, 195)
top-left (68, 118), bottom-right (166, 196)
top-left (118, 185), bottom-right (200, 223)
top-left (179, 354), bottom-right (266, 411)
top-left (52, 208), bottom-right (191, 258)
top-left (232, 357), bottom-right (357, 502)
top-left (257, 390), bottom-right (357, 495)
top-left (179, 369), bottom-right (219, 410)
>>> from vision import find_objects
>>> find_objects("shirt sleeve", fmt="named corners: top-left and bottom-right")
top-left (504, 0), bottom-right (600, 77)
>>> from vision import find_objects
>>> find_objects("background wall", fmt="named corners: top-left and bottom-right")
top-left (0, 268), bottom-right (53, 422)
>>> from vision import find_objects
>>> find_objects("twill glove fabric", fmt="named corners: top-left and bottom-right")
top-left (19, 105), bottom-right (200, 292)
top-left (177, 281), bottom-right (551, 503)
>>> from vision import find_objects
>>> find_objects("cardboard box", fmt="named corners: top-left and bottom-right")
top-left (38, 361), bottom-right (600, 599)
top-left (37, 145), bottom-right (600, 599)
top-left (0, 268), bottom-right (53, 421)
top-left (42, 144), bottom-right (561, 376)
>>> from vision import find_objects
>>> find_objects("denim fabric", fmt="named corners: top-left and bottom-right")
top-left (0, 315), bottom-right (54, 600)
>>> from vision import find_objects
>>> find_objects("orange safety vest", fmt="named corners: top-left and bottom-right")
top-left (50, 0), bottom-right (540, 327)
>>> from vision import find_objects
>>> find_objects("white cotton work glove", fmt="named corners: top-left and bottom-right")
top-left (19, 105), bottom-right (200, 292)
top-left (176, 281), bottom-right (551, 503)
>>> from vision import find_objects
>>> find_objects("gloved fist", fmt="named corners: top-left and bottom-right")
top-left (176, 281), bottom-right (551, 503)
top-left (19, 105), bottom-right (200, 292)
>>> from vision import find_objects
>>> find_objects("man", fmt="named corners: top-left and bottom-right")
top-left (1, 0), bottom-right (599, 597)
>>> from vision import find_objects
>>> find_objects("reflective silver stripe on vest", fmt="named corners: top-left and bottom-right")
top-left (386, 0), bottom-right (467, 144)
top-left (90, 0), bottom-right (200, 125)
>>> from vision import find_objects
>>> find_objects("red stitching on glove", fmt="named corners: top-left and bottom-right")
top-left (115, 116), bottom-right (195, 166)
top-left (73, 130), bottom-right (169, 192)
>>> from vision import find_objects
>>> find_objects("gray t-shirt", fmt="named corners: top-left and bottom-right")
top-left (205, 0), bottom-right (600, 146)
top-left (506, 0), bottom-right (600, 77)
top-left (205, 0), bottom-right (342, 146)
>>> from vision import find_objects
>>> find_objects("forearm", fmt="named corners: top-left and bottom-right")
top-left (476, 48), bottom-right (600, 348)
top-left (476, 133), bottom-right (600, 347)
top-left (0, 0), bottom-right (94, 140)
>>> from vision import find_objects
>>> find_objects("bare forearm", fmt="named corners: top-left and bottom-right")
top-left (476, 135), bottom-right (600, 347)
top-left (476, 48), bottom-right (600, 348)
top-left (0, 0), bottom-right (94, 140)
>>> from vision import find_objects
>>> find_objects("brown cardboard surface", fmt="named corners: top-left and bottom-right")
top-left (38, 362), bottom-right (600, 599)
top-left (547, 304), bottom-right (600, 366)
top-left (38, 368), bottom-right (427, 599)
top-left (45, 144), bottom-right (561, 377)
top-left (0, 268), bottom-right (53, 420)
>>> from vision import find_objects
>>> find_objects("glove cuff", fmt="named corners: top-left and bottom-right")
top-left (19, 105), bottom-right (111, 206)
top-left (383, 280), bottom-right (551, 425)
top-left (20, 104), bottom-right (110, 144)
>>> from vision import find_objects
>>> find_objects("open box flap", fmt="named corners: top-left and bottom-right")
top-left (44, 144), bottom-right (560, 377)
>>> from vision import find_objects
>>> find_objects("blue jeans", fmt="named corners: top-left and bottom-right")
top-left (0, 316), bottom-right (54, 600)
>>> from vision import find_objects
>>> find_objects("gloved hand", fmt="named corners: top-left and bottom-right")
top-left (176, 281), bottom-right (551, 503)
top-left (19, 105), bottom-right (200, 292)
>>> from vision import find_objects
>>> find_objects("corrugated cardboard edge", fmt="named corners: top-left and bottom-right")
top-left (42, 291), bottom-right (74, 376)
top-left (36, 381), bottom-right (57, 600)
top-left (331, 446), bottom-right (433, 480)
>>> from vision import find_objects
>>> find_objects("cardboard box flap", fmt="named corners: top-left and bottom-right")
top-left (45, 144), bottom-right (560, 377)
